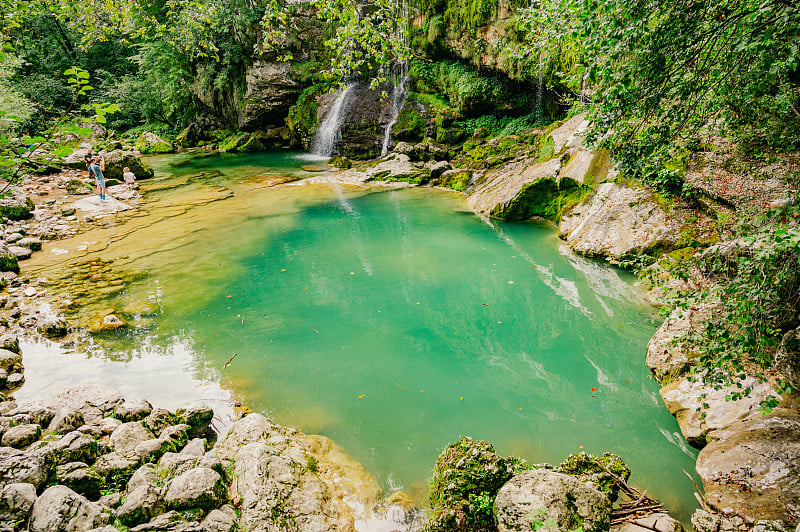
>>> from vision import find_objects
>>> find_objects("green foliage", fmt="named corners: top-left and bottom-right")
top-left (287, 83), bottom-right (331, 146)
top-left (444, 0), bottom-right (498, 33)
top-left (650, 204), bottom-right (800, 411)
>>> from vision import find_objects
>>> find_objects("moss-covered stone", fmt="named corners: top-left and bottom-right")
top-left (0, 196), bottom-right (34, 220)
top-left (287, 83), bottom-right (331, 148)
top-left (135, 132), bottom-right (174, 154)
top-left (437, 169), bottom-right (472, 192)
top-left (66, 179), bottom-right (93, 195)
top-left (428, 437), bottom-right (517, 532)
top-left (327, 155), bottom-right (352, 169)
top-left (497, 177), bottom-right (590, 222)
top-left (0, 251), bottom-right (20, 273)
top-left (393, 101), bottom-right (427, 142)
top-left (556, 451), bottom-right (631, 502)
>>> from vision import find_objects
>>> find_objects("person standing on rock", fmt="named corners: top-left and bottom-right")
top-left (90, 155), bottom-right (107, 200)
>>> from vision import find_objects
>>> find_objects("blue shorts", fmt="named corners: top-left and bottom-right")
top-left (94, 171), bottom-right (105, 188)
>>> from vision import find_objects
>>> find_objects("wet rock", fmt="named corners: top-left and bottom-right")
top-left (163, 467), bottom-right (227, 511)
top-left (0, 350), bottom-right (22, 374)
top-left (495, 469), bottom-right (612, 532)
top-left (110, 422), bottom-right (154, 454)
top-left (29, 485), bottom-right (109, 531)
top-left (6, 373), bottom-right (23, 388)
top-left (0, 482), bottom-right (36, 523)
top-left (88, 313), bottom-right (126, 333)
top-left (559, 182), bottom-right (675, 259)
top-left (696, 407), bottom-right (800, 523)
top-left (775, 328), bottom-right (800, 389)
top-left (660, 376), bottom-right (774, 447)
top-left (114, 398), bottom-right (153, 422)
top-left (1, 423), bottom-right (41, 448)
top-left (38, 316), bottom-right (69, 338)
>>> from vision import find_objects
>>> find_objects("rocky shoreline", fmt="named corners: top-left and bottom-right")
top-left (0, 130), bottom-right (797, 531)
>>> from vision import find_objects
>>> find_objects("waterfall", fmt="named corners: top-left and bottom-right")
top-left (534, 69), bottom-right (544, 124)
top-left (310, 84), bottom-right (357, 158)
top-left (379, 0), bottom-right (410, 157)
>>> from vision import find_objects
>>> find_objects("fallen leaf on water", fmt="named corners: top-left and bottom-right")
top-left (459, 397), bottom-right (464, 401)
top-left (358, 394), bottom-right (365, 399)
top-left (482, 303), bottom-right (489, 306)
top-left (591, 387), bottom-right (596, 392)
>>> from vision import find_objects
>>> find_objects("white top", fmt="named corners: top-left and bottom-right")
top-left (123, 171), bottom-right (135, 183)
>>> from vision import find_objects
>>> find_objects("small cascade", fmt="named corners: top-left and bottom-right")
top-left (534, 69), bottom-right (544, 124)
top-left (379, 67), bottom-right (409, 157)
top-left (379, 0), bottom-right (410, 157)
top-left (310, 84), bottom-right (357, 157)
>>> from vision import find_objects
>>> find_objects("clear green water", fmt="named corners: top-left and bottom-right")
top-left (22, 151), bottom-right (698, 522)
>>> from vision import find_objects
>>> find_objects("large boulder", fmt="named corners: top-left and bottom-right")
top-left (29, 485), bottom-right (108, 531)
top-left (0, 482), bottom-right (36, 523)
top-left (116, 483), bottom-right (164, 526)
top-left (163, 467), bottom-right (227, 511)
top-left (646, 304), bottom-right (714, 382)
top-left (65, 149), bottom-right (154, 181)
top-left (660, 376), bottom-right (775, 447)
top-left (494, 469), bottom-right (612, 532)
top-left (0, 448), bottom-right (50, 488)
top-left (427, 437), bottom-right (518, 531)
top-left (559, 182), bottom-right (676, 260)
top-left (110, 422), bottom-right (154, 454)
top-left (696, 407), bottom-right (800, 523)
top-left (212, 413), bottom-right (338, 531)
top-left (135, 132), bottom-right (173, 154)
top-left (775, 328), bottom-right (800, 389)
top-left (39, 384), bottom-right (125, 425)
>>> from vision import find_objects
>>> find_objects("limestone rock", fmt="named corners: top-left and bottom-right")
top-left (116, 484), bottom-right (164, 526)
top-left (0, 349), bottom-right (22, 374)
top-left (467, 157), bottom-right (562, 217)
top-left (91, 452), bottom-right (141, 487)
top-left (559, 182), bottom-right (675, 259)
top-left (163, 467), bottom-right (227, 511)
top-left (110, 422), bottom-right (154, 454)
top-left (40, 430), bottom-right (101, 466)
top-left (0, 190), bottom-right (34, 221)
top-left (60, 466), bottom-right (104, 500)
top-left (128, 464), bottom-right (157, 493)
top-left (145, 408), bottom-right (177, 436)
top-left (177, 403), bottom-right (213, 438)
top-left (39, 384), bottom-right (124, 425)
top-left (48, 408), bottom-right (85, 434)
top-left (776, 328), bottom-right (800, 389)
top-left (180, 438), bottom-right (206, 457)
top-left (213, 413), bottom-right (338, 531)
top-left (161, 424), bottom-right (191, 449)
top-left (128, 510), bottom-right (203, 531)
top-left (0, 449), bottom-right (50, 488)
top-left (157, 453), bottom-right (224, 481)
top-left (494, 469), bottom-right (612, 532)
top-left (135, 438), bottom-right (177, 463)
top-left (201, 508), bottom-right (236, 532)
top-left (114, 398), bottom-right (153, 422)
top-left (29, 485), bottom-right (109, 531)
top-left (240, 60), bottom-right (300, 131)
top-left (1, 423), bottom-right (41, 448)
top-left (135, 132), bottom-right (173, 154)
top-left (696, 407), bottom-right (800, 523)
top-left (660, 376), bottom-right (775, 447)
top-left (427, 436), bottom-right (517, 531)
top-left (366, 153), bottom-right (419, 182)
top-left (646, 305), bottom-right (711, 382)
top-left (0, 482), bottom-right (36, 523)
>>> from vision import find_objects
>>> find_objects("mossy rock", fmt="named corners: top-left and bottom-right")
top-left (66, 179), bottom-right (93, 195)
top-left (556, 451), bottom-right (631, 502)
top-left (437, 169), bottom-right (473, 192)
top-left (393, 101), bottom-right (427, 142)
top-left (327, 155), bottom-right (352, 169)
top-left (428, 437), bottom-right (517, 532)
top-left (497, 177), bottom-right (589, 222)
top-left (135, 132), bottom-right (174, 154)
top-left (0, 251), bottom-right (20, 273)
top-left (218, 132), bottom-right (265, 153)
top-left (102, 151), bottom-right (155, 181)
top-left (0, 194), bottom-right (34, 220)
